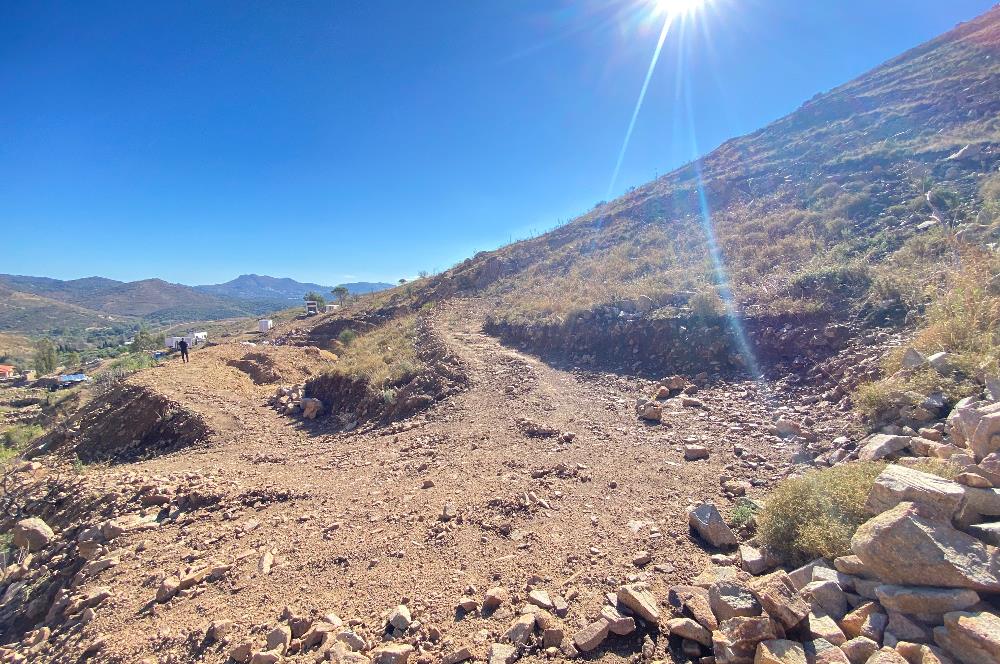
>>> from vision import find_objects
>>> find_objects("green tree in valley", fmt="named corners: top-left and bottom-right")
top-left (130, 325), bottom-right (164, 353)
top-left (33, 339), bottom-right (58, 375)
top-left (330, 286), bottom-right (349, 305)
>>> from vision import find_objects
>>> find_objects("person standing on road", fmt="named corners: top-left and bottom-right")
top-left (178, 338), bottom-right (189, 363)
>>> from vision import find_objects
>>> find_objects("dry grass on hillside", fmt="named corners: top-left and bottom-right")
top-left (853, 247), bottom-right (1000, 420)
top-left (330, 315), bottom-right (422, 389)
top-left (484, 179), bottom-right (958, 325)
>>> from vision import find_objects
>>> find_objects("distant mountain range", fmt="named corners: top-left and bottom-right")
top-left (194, 274), bottom-right (392, 301)
top-left (0, 274), bottom-right (393, 335)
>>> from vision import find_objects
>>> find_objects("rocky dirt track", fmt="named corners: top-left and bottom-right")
top-left (1, 300), bottom-right (860, 663)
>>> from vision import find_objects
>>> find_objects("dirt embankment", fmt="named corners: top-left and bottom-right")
top-left (485, 310), bottom-right (869, 379)
top-left (304, 314), bottom-right (469, 425)
top-left (39, 383), bottom-right (212, 464)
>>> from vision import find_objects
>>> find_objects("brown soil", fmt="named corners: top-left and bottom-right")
top-left (2, 300), bottom-right (861, 663)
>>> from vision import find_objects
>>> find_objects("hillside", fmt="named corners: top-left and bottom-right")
top-left (392, 8), bottom-right (999, 327)
top-left (0, 282), bottom-right (126, 334)
top-left (195, 274), bottom-right (392, 302)
top-left (0, 275), bottom-right (292, 334)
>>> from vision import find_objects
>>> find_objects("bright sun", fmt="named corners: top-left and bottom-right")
top-left (652, 0), bottom-right (709, 18)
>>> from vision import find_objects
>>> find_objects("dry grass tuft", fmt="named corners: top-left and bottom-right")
top-left (904, 458), bottom-right (962, 480)
top-left (757, 462), bottom-right (886, 565)
top-left (895, 248), bottom-right (1000, 377)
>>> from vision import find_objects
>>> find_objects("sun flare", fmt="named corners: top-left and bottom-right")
top-left (652, 0), bottom-right (709, 18)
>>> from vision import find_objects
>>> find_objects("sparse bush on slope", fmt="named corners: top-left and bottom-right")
top-left (757, 462), bottom-right (886, 565)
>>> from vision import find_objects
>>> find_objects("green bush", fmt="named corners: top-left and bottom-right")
top-left (2, 424), bottom-right (43, 448)
top-left (338, 329), bottom-right (358, 346)
top-left (730, 499), bottom-right (760, 530)
top-left (757, 462), bottom-right (886, 565)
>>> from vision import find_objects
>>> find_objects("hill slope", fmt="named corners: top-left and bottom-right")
top-left (0, 282), bottom-right (127, 334)
top-left (394, 8), bottom-right (1000, 326)
top-left (0, 275), bottom-right (277, 332)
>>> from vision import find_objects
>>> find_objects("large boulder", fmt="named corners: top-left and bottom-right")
top-left (12, 518), bottom-right (55, 551)
top-left (933, 610), bottom-right (1000, 664)
top-left (858, 435), bottom-right (911, 461)
top-left (851, 502), bottom-right (1000, 592)
top-left (840, 637), bottom-right (879, 664)
top-left (956, 487), bottom-right (1000, 527)
top-left (801, 580), bottom-right (848, 621)
top-left (754, 639), bottom-right (807, 664)
top-left (747, 571), bottom-right (810, 629)
top-left (803, 638), bottom-right (850, 663)
top-left (866, 465), bottom-right (966, 521)
top-left (874, 585), bottom-right (979, 616)
top-left (688, 502), bottom-right (737, 548)
top-left (840, 602), bottom-right (887, 643)
top-left (950, 401), bottom-right (1000, 461)
top-left (712, 617), bottom-right (784, 664)
top-left (710, 580), bottom-right (762, 622)
top-left (617, 583), bottom-right (660, 622)
top-left (894, 642), bottom-right (957, 664)
top-left (300, 397), bottom-right (324, 419)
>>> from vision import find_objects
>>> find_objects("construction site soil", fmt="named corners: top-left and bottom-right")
top-left (1, 300), bottom-right (891, 663)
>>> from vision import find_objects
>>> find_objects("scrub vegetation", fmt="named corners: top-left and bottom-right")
top-left (329, 315), bottom-right (422, 389)
top-left (757, 462), bottom-right (886, 565)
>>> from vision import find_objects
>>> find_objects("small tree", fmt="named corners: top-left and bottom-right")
top-left (33, 339), bottom-right (58, 375)
top-left (131, 325), bottom-right (163, 353)
top-left (304, 291), bottom-right (326, 307)
top-left (398, 278), bottom-right (407, 285)
top-left (418, 270), bottom-right (429, 279)
top-left (331, 286), bottom-right (349, 305)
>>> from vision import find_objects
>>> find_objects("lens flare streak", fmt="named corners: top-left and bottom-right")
top-left (606, 11), bottom-right (677, 199)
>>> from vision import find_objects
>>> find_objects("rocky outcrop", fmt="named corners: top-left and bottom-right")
top-left (852, 502), bottom-right (1000, 591)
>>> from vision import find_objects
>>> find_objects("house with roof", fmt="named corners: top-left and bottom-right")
top-left (0, 365), bottom-right (16, 379)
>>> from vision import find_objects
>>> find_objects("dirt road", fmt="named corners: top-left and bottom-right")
top-left (10, 300), bottom-right (851, 663)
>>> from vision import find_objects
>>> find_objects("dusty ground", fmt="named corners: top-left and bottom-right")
top-left (3, 300), bottom-right (859, 663)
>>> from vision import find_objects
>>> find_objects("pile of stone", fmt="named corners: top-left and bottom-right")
top-left (673, 461), bottom-right (1000, 664)
top-left (816, 364), bottom-right (999, 476)
top-left (269, 384), bottom-right (325, 419)
top-left (226, 607), bottom-right (377, 664)
top-left (637, 375), bottom-right (701, 422)
top-left (0, 464), bottom-right (240, 661)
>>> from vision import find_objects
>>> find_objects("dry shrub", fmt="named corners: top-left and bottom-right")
top-left (332, 315), bottom-right (422, 388)
top-left (757, 462), bottom-right (886, 565)
top-left (852, 381), bottom-right (896, 421)
top-left (855, 249), bottom-right (999, 420)
top-left (689, 286), bottom-right (725, 318)
top-left (902, 248), bottom-right (1000, 377)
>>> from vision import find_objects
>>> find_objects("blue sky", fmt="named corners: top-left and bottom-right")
top-left (1, 0), bottom-right (994, 285)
